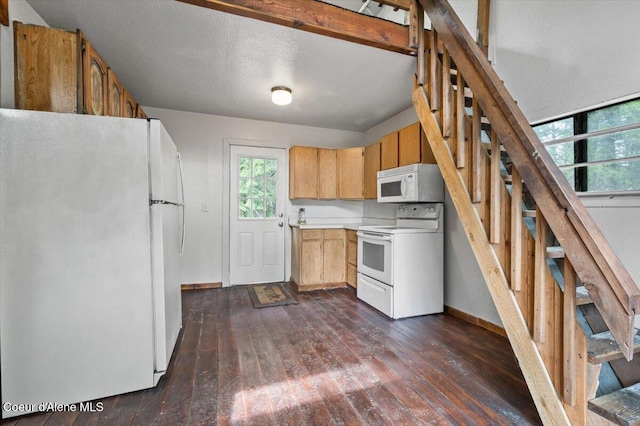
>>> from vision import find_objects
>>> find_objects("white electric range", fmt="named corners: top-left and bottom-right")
top-left (356, 203), bottom-right (444, 319)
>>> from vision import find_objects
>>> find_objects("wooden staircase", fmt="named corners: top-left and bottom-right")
top-left (411, 0), bottom-right (640, 424)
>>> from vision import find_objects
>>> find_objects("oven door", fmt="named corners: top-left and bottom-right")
top-left (377, 173), bottom-right (416, 203)
top-left (357, 231), bottom-right (393, 285)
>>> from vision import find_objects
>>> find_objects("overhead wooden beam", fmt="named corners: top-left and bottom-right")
top-left (176, 0), bottom-right (416, 55)
top-left (1, 0), bottom-right (9, 27)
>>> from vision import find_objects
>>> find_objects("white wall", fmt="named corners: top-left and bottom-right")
top-left (143, 106), bottom-right (363, 286)
top-left (490, 0), bottom-right (640, 123)
top-left (1, 0), bottom-right (49, 109)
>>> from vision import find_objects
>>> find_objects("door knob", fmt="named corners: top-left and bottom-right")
top-left (278, 222), bottom-right (284, 227)
top-left (278, 213), bottom-right (284, 218)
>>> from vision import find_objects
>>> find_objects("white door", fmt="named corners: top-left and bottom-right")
top-left (230, 145), bottom-right (286, 285)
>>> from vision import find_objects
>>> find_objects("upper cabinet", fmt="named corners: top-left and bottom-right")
top-left (289, 146), bottom-right (363, 200)
top-left (82, 39), bottom-right (107, 116)
top-left (318, 148), bottom-right (337, 199)
top-left (107, 69), bottom-right (123, 117)
top-left (337, 147), bottom-right (364, 199)
top-left (14, 23), bottom-right (79, 113)
top-left (380, 132), bottom-right (399, 170)
top-left (363, 142), bottom-right (380, 199)
top-left (379, 122), bottom-right (436, 170)
top-left (14, 22), bottom-right (146, 119)
top-left (289, 146), bottom-right (319, 199)
top-left (399, 122), bottom-right (436, 166)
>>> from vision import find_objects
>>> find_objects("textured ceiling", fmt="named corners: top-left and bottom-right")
top-left (25, 0), bottom-right (417, 132)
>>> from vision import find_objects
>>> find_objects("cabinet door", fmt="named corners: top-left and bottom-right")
top-left (337, 147), bottom-right (364, 199)
top-left (399, 122), bottom-right (421, 166)
top-left (122, 88), bottom-right (137, 118)
top-left (318, 148), bottom-right (337, 199)
top-left (363, 142), bottom-right (380, 199)
top-left (289, 146), bottom-right (318, 199)
top-left (136, 106), bottom-right (148, 119)
top-left (323, 229), bottom-right (345, 283)
top-left (82, 40), bottom-right (107, 116)
top-left (301, 239), bottom-right (323, 285)
top-left (380, 132), bottom-right (399, 170)
top-left (14, 23), bottom-right (79, 113)
top-left (106, 69), bottom-right (123, 117)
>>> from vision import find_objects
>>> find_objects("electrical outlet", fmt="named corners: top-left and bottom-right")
top-left (201, 201), bottom-right (208, 212)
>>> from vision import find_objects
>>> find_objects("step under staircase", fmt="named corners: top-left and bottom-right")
top-left (411, 0), bottom-right (640, 424)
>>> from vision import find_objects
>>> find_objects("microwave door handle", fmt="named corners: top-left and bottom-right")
top-left (400, 176), bottom-right (407, 198)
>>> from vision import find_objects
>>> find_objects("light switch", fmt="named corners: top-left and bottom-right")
top-left (202, 201), bottom-right (208, 212)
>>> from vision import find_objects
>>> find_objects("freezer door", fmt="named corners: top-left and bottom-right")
top-left (149, 119), bottom-right (180, 204)
top-left (0, 110), bottom-right (155, 418)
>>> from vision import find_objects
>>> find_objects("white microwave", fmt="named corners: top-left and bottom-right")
top-left (377, 163), bottom-right (444, 203)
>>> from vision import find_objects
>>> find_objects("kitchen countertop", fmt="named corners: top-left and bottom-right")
top-left (288, 218), bottom-right (394, 231)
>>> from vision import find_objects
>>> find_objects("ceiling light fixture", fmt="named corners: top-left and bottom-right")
top-left (271, 86), bottom-right (292, 106)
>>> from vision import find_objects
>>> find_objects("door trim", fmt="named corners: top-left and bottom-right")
top-left (222, 138), bottom-right (290, 287)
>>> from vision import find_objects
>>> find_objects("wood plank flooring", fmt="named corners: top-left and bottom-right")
top-left (5, 285), bottom-right (541, 425)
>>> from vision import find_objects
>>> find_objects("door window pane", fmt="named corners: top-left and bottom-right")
top-left (238, 156), bottom-right (278, 219)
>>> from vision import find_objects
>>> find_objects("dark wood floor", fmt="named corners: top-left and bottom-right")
top-left (5, 285), bottom-right (541, 425)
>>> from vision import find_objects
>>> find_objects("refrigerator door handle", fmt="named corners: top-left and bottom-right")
top-left (177, 152), bottom-right (186, 257)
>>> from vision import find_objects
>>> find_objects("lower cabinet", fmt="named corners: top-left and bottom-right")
top-left (291, 227), bottom-right (346, 291)
top-left (346, 230), bottom-right (358, 288)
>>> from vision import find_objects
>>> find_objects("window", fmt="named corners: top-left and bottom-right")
top-left (533, 98), bottom-right (640, 192)
top-left (238, 156), bottom-right (278, 219)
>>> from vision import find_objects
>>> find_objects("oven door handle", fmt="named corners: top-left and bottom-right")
top-left (357, 231), bottom-right (392, 241)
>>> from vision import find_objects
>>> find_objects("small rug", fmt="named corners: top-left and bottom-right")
top-left (247, 282), bottom-right (297, 309)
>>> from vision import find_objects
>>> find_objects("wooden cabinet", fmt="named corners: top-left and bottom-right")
top-left (291, 227), bottom-right (346, 291)
top-left (346, 230), bottom-right (358, 288)
top-left (380, 122), bottom-right (436, 170)
top-left (337, 147), bottom-right (364, 199)
top-left (82, 39), bottom-right (107, 116)
top-left (323, 229), bottom-right (346, 283)
top-left (14, 22), bottom-right (144, 119)
top-left (399, 122), bottom-right (436, 166)
top-left (107, 69), bottom-right (123, 117)
top-left (289, 146), bottom-right (318, 199)
top-left (14, 23), bottom-right (80, 113)
top-left (122, 88), bottom-right (137, 118)
top-left (380, 132), bottom-right (399, 170)
top-left (318, 148), bottom-right (337, 199)
top-left (363, 142), bottom-right (380, 199)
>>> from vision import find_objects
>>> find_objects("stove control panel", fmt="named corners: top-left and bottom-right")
top-left (396, 203), bottom-right (442, 220)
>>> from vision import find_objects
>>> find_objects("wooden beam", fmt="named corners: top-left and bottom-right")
top-left (0, 0), bottom-right (8, 26)
top-left (177, 0), bottom-right (416, 55)
top-left (476, 0), bottom-right (490, 55)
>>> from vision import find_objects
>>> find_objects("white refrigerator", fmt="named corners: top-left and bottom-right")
top-left (0, 109), bottom-right (185, 418)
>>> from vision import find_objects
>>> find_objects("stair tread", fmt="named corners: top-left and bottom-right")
top-left (587, 329), bottom-right (640, 364)
top-left (576, 286), bottom-right (593, 305)
top-left (546, 246), bottom-right (565, 258)
top-left (522, 209), bottom-right (536, 217)
top-left (588, 382), bottom-right (640, 426)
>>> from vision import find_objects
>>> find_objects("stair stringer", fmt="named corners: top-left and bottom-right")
top-left (413, 83), bottom-right (571, 426)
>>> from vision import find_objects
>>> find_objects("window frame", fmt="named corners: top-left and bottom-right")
top-left (533, 96), bottom-right (640, 193)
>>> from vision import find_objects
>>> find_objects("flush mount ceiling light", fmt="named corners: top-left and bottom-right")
top-left (271, 86), bottom-right (292, 106)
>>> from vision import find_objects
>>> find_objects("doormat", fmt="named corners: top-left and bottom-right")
top-left (247, 283), bottom-right (298, 309)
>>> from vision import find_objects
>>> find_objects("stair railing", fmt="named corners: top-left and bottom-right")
top-left (411, 0), bottom-right (640, 423)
